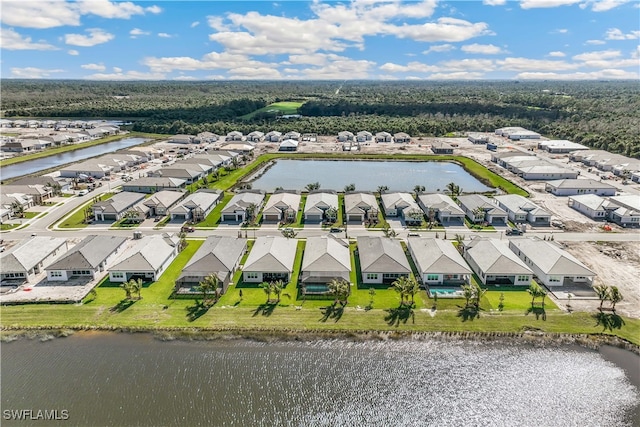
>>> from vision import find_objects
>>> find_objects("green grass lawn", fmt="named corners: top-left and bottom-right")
top-left (195, 192), bottom-right (233, 227)
top-left (56, 193), bottom-right (114, 229)
top-left (0, 223), bottom-right (20, 231)
top-left (23, 212), bottom-right (39, 219)
top-left (239, 101), bottom-right (304, 120)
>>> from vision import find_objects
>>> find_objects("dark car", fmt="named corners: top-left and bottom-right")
top-left (506, 228), bottom-right (523, 236)
top-left (181, 226), bottom-right (195, 233)
top-left (330, 227), bottom-right (343, 233)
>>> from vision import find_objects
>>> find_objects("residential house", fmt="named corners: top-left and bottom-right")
top-left (393, 132), bottom-right (411, 143)
top-left (122, 177), bottom-right (187, 194)
top-left (220, 143), bottom-right (255, 154)
top-left (10, 176), bottom-right (59, 188)
top-left (242, 236), bottom-right (297, 283)
top-left (195, 132), bottom-right (219, 143)
top-left (108, 234), bottom-right (179, 283)
top-left (151, 167), bottom-right (203, 183)
top-left (279, 139), bottom-right (299, 151)
top-left (545, 179), bottom-right (617, 197)
top-left (265, 131), bottom-right (282, 142)
top-left (225, 131), bottom-right (244, 141)
top-left (417, 194), bottom-right (465, 224)
top-left (344, 192), bottom-right (379, 223)
top-left (380, 192), bottom-right (423, 225)
top-left (46, 235), bottom-right (127, 282)
top-left (631, 171), bottom-right (640, 183)
top-left (169, 134), bottom-right (196, 144)
top-left (59, 159), bottom-right (113, 178)
top-left (509, 238), bottom-right (595, 287)
top-left (493, 195), bottom-right (551, 225)
top-left (430, 141), bottom-right (454, 154)
top-left (608, 195), bottom-right (640, 227)
top-left (567, 194), bottom-right (618, 220)
top-left (468, 134), bottom-right (489, 144)
top-left (463, 238), bottom-right (532, 286)
top-left (92, 192), bottom-right (146, 221)
top-left (304, 190), bottom-right (338, 223)
top-left (246, 131), bottom-right (265, 142)
top-left (457, 194), bottom-right (508, 225)
top-left (283, 131), bottom-right (300, 141)
top-left (221, 191), bottom-right (265, 222)
top-left (337, 131), bottom-right (354, 142)
top-left (261, 191), bottom-right (301, 223)
top-left (407, 238), bottom-right (472, 286)
top-left (300, 236), bottom-right (351, 292)
top-left (1, 140), bottom-right (36, 152)
top-left (0, 193), bottom-right (34, 215)
top-left (357, 236), bottom-right (411, 285)
top-left (537, 140), bottom-right (589, 153)
top-left (169, 190), bottom-right (221, 222)
top-left (516, 165), bottom-right (578, 180)
top-left (2, 184), bottom-right (53, 204)
top-left (375, 132), bottom-right (393, 143)
top-left (143, 190), bottom-right (186, 217)
top-left (175, 236), bottom-right (247, 294)
top-left (356, 131), bottom-right (373, 143)
top-left (1, 237), bottom-right (68, 284)
top-left (0, 208), bottom-right (11, 222)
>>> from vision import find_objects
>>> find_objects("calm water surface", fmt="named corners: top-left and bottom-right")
top-left (2, 333), bottom-right (638, 427)
top-left (249, 160), bottom-right (492, 193)
top-left (0, 138), bottom-right (149, 180)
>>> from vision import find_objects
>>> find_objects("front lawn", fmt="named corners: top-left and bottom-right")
top-left (195, 192), bottom-right (233, 227)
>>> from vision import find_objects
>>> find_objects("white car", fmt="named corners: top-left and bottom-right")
top-left (77, 190), bottom-right (88, 196)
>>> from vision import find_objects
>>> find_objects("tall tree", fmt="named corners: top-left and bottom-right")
top-left (593, 284), bottom-right (610, 310)
top-left (328, 278), bottom-right (350, 306)
top-left (377, 185), bottom-right (388, 195)
top-left (197, 274), bottom-right (219, 305)
top-left (609, 286), bottom-right (623, 311)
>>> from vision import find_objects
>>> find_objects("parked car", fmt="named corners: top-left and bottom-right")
top-left (330, 227), bottom-right (343, 233)
top-left (407, 232), bottom-right (420, 237)
top-left (181, 226), bottom-right (195, 233)
top-left (77, 190), bottom-right (88, 196)
top-left (505, 228), bottom-right (523, 236)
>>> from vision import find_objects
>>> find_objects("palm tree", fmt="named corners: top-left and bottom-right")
top-left (245, 203), bottom-right (257, 224)
top-left (472, 206), bottom-right (485, 223)
top-left (445, 182), bottom-right (462, 198)
top-left (271, 280), bottom-right (284, 302)
top-left (325, 206), bottom-right (338, 223)
top-left (344, 183), bottom-right (356, 192)
top-left (197, 274), bottom-right (219, 305)
top-left (527, 282), bottom-right (544, 305)
top-left (11, 201), bottom-right (25, 218)
top-left (328, 278), bottom-right (350, 306)
top-left (472, 282), bottom-right (486, 308)
top-left (609, 286), bottom-right (623, 311)
top-left (426, 208), bottom-right (436, 229)
top-left (454, 234), bottom-right (465, 254)
top-left (461, 284), bottom-right (474, 308)
top-left (377, 185), bottom-right (388, 195)
top-left (131, 278), bottom-right (143, 300)
top-left (120, 280), bottom-right (135, 300)
top-left (305, 182), bottom-right (321, 191)
top-left (593, 284), bottom-right (610, 310)
top-left (392, 276), bottom-right (409, 304)
top-left (260, 281), bottom-right (272, 303)
top-left (405, 277), bottom-right (421, 304)
top-left (413, 185), bottom-right (425, 195)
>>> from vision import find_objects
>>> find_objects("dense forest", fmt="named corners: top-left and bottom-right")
top-left (1, 80), bottom-right (638, 158)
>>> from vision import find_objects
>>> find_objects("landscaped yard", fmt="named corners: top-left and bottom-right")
top-left (195, 192), bottom-right (233, 227)
top-left (56, 192), bottom-right (114, 229)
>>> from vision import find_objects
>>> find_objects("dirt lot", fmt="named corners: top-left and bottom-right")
top-left (560, 241), bottom-right (640, 318)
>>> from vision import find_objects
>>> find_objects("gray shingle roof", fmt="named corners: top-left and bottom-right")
top-left (221, 191), bottom-right (265, 214)
top-left (46, 235), bottom-right (127, 270)
top-left (181, 236), bottom-right (247, 276)
top-left (243, 236), bottom-right (297, 273)
top-left (408, 238), bottom-right (471, 275)
top-left (169, 190), bottom-right (221, 214)
top-left (494, 194), bottom-right (551, 217)
top-left (262, 191), bottom-right (300, 214)
top-left (465, 238), bottom-right (532, 276)
top-left (304, 191), bottom-right (338, 215)
top-left (344, 192), bottom-right (378, 214)
top-left (302, 236), bottom-right (351, 273)
top-left (93, 192), bottom-right (145, 214)
top-left (143, 191), bottom-right (185, 210)
top-left (458, 194), bottom-right (507, 216)
top-left (357, 236), bottom-right (411, 274)
top-left (509, 238), bottom-right (595, 277)
top-left (1, 237), bottom-right (67, 273)
top-left (123, 177), bottom-right (186, 189)
top-left (417, 194), bottom-right (465, 216)
top-left (109, 234), bottom-right (178, 272)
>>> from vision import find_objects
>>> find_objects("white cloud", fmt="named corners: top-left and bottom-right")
top-left (427, 71), bottom-right (485, 79)
top-left (75, 0), bottom-right (156, 19)
top-left (81, 63), bottom-right (106, 71)
top-left (129, 28), bottom-right (150, 38)
top-left (605, 28), bottom-right (640, 40)
top-left (229, 67), bottom-right (282, 79)
top-left (146, 5), bottom-right (162, 14)
top-left (142, 52), bottom-right (275, 73)
top-left (67, 49), bottom-right (79, 55)
top-left (158, 33), bottom-right (172, 38)
top-left (0, 28), bottom-right (58, 50)
top-left (572, 49), bottom-right (621, 61)
top-left (205, 75), bottom-right (226, 80)
top-left (588, 0), bottom-right (630, 12)
top-left (113, 67), bottom-right (122, 73)
top-left (516, 69), bottom-right (639, 80)
top-left (520, 0), bottom-right (581, 9)
top-left (585, 39), bottom-right (606, 45)
top-left (496, 57), bottom-right (578, 71)
top-left (207, 16), bottom-right (229, 32)
top-left (190, 21), bottom-right (200, 28)
top-left (552, 28), bottom-right (569, 34)
top-left (460, 43), bottom-right (505, 54)
top-left (440, 58), bottom-right (495, 71)
top-left (11, 67), bottom-right (64, 78)
top-left (84, 70), bottom-right (166, 80)
top-left (483, 0), bottom-right (507, 5)
top-left (380, 61), bottom-right (440, 73)
top-left (173, 76), bottom-right (198, 81)
top-left (422, 44), bottom-right (455, 54)
top-left (299, 57), bottom-right (376, 79)
top-left (64, 28), bottom-right (114, 47)
top-left (548, 51), bottom-right (566, 57)
top-left (392, 18), bottom-right (493, 42)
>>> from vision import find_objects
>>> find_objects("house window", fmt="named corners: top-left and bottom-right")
top-left (366, 273), bottom-right (378, 280)
top-left (246, 272), bottom-right (258, 279)
top-left (426, 274), bottom-right (439, 281)
top-left (517, 275), bottom-right (529, 281)
top-left (111, 272), bottom-right (124, 279)
top-left (383, 273), bottom-right (400, 279)
top-left (549, 276), bottom-right (561, 283)
top-left (50, 271), bottom-right (63, 277)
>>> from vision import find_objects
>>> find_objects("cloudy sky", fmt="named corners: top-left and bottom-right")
top-left (1, 0), bottom-right (639, 80)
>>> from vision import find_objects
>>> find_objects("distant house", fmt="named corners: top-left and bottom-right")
top-left (246, 131), bottom-right (265, 142)
top-left (46, 235), bottom-right (127, 282)
top-left (261, 191), bottom-right (301, 223)
top-left (265, 131), bottom-right (282, 142)
top-left (304, 190), bottom-right (338, 223)
top-left (407, 238), bottom-right (472, 286)
top-left (537, 140), bottom-right (589, 153)
top-left (92, 192), bottom-right (146, 222)
top-left (242, 236), bottom-right (297, 283)
top-left (225, 131), bottom-right (244, 141)
top-left (300, 236), bottom-right (351, 293)
top-left (344, 192), bottom-right (379, 223)
top-left (143, 190), bottom-right (186, 217)
top-left (380, 192), bottom-right (422, 225)
top-left (2, 140), bottom-right (36, 153)
top-left (463, 238), bottom-right (532, 286)
top-left (457, 194), bottom-right (508, 225)
top-left (430, 141), bottom-right (454, 154)
top-left (122, 177), bottom-right (187, 194)
top-left (516, 165), bottom-right (578, 181)
top-left (356, 131), bottom-right (373, 143)
top-left (59, 159), bottom-right (113, 179)
top-left (468, 134), bottom-right (489, 144)
top-left (357, 236), bottom-right (411, 285)
top-left (283, 131), bottom-right (301, 141)
top-left (169, 134), bottom-right (196, 144)
top-left (509, 238), bottom-right (595, 287)
top-left (176, 236), bottom-right (247, 294)
top-left (1, 237), bottom-right (68, 284)
top-left (493, 195), bottom-right (551, 225)
top-left (220, 142), bottom-right (255, 154)
top-left (108, 234), bottom-right (179, 283)
top-left (545, 179), bottom-right (617, 197)
top-left (279, 139), bottom-right (299, 151)
top-left (608, 195), bottom-right (640, 227)
top-left (568, 194), bottom-right (618, 220)
top-left (417, 194), bottom-right (465, 224)
top-left (221, 191), bottom-right (265, 223)
top-left (375, 132), bottom-right (393, 143)
top-left (393, 132), bottom-right (411, 143)
top-left (337, 131), bottom-right (354, 142)
top-left (151, 167), bottom-right (203, 183)
top-left (0, 193), bottom-right (34, 215)
top-left (2, 184), bottom-right (53, 204)
top-left (195, 132), bottom-right (219, 143)
top-left (169, 190), bottom-right (221, 222)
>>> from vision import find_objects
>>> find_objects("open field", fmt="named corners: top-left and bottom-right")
top-left (239, 101), bottom-right (304, 120)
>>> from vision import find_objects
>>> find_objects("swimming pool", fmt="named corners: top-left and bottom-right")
top-left (428, 288), bottom-right (463, 298)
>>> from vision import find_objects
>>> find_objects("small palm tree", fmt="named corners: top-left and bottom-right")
top-left (344, 183), bottom-right (356, 192)
top-left (271, 280), bottom-right (284, 302)
top-left (260, 281), bottom-right (272, 303)
top-left (131, 278), bottom-right (143, 300)
top-left (593, 284), bottom-right (610, 310)
top-left (405, 277), bottom-right (421, 304)
top-left (392, 276), bottom-right (409, 304)
top-left (413, 185), bottom-right (426, 195)
top-left (328, 278), bottom-right (350, 306)
top-left (120, 280), bottom-right (135, 300)
top-left (377, 185), bottom-right (389, 195)
top-left (197, 274), bottom-right (219, 305)
top-left (472, 282), bottom-right (486, 308)
top-left (461, 284), bottom-right (474, 308)
top-left (527, 282), bottom-right (544, 305)
top-left (325, 206), bottom-right (338, 223)
top-left (609, 286), bottom-right (623, 311)
top-left (445, 182), bottom-right (462, 198)
top-left (305, 182), bottom-right (321, 191)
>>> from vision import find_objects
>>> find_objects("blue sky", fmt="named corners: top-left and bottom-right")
top-left (1, 0), bottom-right (639, 80)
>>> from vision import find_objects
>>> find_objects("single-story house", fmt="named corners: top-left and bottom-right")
top-left (225, 131), bottom-right (244, 141)
top-left (2, 184), bottom-right (53, 204)
top-left (457, 194), bottom-right (508, 225)
top-left (393, 132), bottom-right (411, 143)
top-left (375, 132), bottom-right (393, 143)
top-left (567, 194), bottom-right (618, 220)
top-left (46, 235), bottom-right (127, 282)
top-left (300, 236), bottom-right (351, 292)
top-left (468, 134), bottom-right (489, 144)
top-left (195, 132), bottom-right (219, 143)
top-left (92, 192), bottom-right (146, 222)
top-left (407, 238), bottom-right (472, 286)
top-left (545, 179), bottom-right (617, 197)
top-left (337, 131), bottom-right (354, 142)
top-left (169, 190), bottom-right (221, 222)
top-left (246, 131), bottom-right (264, 142)
top-left (108, 234), bottom-right (179, 283)
top-left (505, 130), bottom-right (541, 140)
top-left (261, 191), bottom-right (301, 223)
top-left (417, 194), bottom-right (465, 224)
top-left (220, 143), bottom-right (255, 154)
top-left (632, 171), bottom-right (640, 183)
top-left (265, 131), bottom-right (282, 142)
top-left (0, 208), bottom-right (11, 222)
top-left (357, 236), bottom-right (411, 285)
top-left (1, 140), bottom-right (36, 152)
top-left (151, 167), bottom-right (203, 184)
top-left (1, 237), bottom-right (68, 284)
top-left (509, 238), bottom-right (595, 287)
top-left (279, 139), bottom-right (299, 151)
top-left (169, 134), bottom-right (196, 144)
top-left (493, 195), bottom-right (551, 225)
top-left (463, 237), bottom-right (532, 286)
top-left (380, 192), bottom-right (422, 224)
top-left (344, 192), bottom-right (379, 223)
top-left (283, 131), bottom-right (300, 141)
top-left (59, 159), bottom-right (113, 178)
top-left (0, 193), bottom-right (34, 214)
top-left (537, 140), bottom-right (589, 153)
top-left (356, 131), bottom-right (373, 143)
top-left (175, 236), bottom-right (247, 294)
top-left (304, 190), bottom-right (338, 223)
top-left (122, 177), bottom-right (187, 194)
top-left (608, 195), bottom-right (640, 227)
top-left (220, 191), bottom-right (265, 222)
top-left (242, 236), bottom-right (297, 283)
top-left (430, 141), bottom-right (454, 154)
top-left (143, 190), bottom-right (186, 217)
top-left (516, 165), bottom-right (579, 180)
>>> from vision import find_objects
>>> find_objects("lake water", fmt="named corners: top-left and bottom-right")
top-left (2, 333), bottom-right (638, 427)
top-left (0, 137), bottom-right (149, 180)
top-left (248, 160), bottom-right (492, 193)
